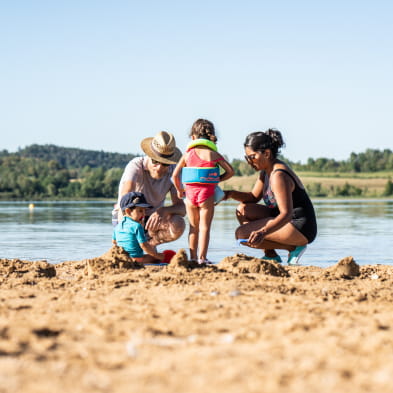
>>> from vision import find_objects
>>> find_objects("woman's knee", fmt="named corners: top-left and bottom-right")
top-left (236, 203), bottom-right (248, 223)
top-left (236, 202), bottom-right (247, 216)
top-left (235, 225), bottom-right (247, 240)
top-left (237, 202), bottom-right (261, 216)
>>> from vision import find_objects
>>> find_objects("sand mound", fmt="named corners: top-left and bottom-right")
top-left (98, 244), bottom-right (141, 265)
top-left (218, 253), bottom-right (290, 277)
top-left (325, 256), bottom-right (360, 279)
top-left (0, 259), bottom-right (56, 284)
top-left (166, 249), bottom-right (210, 271)
top-left (84, 245), bottom-right (144, 278)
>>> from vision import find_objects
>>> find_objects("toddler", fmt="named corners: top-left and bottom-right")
top-left (113, 191), bottom-right (174, 263)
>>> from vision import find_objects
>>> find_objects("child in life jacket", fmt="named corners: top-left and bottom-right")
top-left (172, 119), bottom-right (234, 264)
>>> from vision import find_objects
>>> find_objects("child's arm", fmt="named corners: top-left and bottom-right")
top-left (171, 155), bottom-right (187, 199)
top-left (217, 155), bottom-right (235, 182)
top-left (140, 242), bottom-right (164, 261)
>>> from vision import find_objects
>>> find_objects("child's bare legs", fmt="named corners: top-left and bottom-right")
top-left (186, 200), bottom-right (200, 260)
top-left (198, 196), bottom-right (215, 261)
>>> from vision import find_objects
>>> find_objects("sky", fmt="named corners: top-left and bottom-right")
top-left (1, 0), bottom-right (392, 163)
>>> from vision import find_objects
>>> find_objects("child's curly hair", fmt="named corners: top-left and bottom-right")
top-left (190, 119), bottom-right (217, 143)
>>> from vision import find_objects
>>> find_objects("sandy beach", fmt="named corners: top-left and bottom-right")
top-left (1, 246), bottom-right (393, 393)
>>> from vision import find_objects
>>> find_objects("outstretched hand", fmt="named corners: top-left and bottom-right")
top-left (223, 190), bottom-right (232, 201)
top-left (145, 211), bottom-right (163, 231)
top-left (247, 230), bottom-right (265, 247)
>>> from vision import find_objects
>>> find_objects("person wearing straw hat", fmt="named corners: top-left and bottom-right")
top-left (115, 131), bottom-right (186, 247)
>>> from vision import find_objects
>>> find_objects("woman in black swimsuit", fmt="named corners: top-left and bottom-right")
top-left (224, 129), bottom-right (317, 265)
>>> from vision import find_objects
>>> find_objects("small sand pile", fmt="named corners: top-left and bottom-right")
top-left (0, 259), bottom-right (56, 284)
top-left (167, 249), bottom-right (212, 271)
top-left (84, 245), bottom-right (144, 278)
top-left (218, 253), bottom-right (290, 277)
top-left (325, 256), bottom-right (360, 279)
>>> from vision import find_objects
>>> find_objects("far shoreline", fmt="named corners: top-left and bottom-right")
top-left (1, 196), bottom-right (393, 202)
top-left (1, 171), bottom-right (392, 202)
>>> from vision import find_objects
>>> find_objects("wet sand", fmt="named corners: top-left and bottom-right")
top-left (1, 246), bottom-right (393, 393)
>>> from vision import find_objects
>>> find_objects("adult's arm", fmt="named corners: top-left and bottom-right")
top-left (248, 171), bottom-right (294, 244)
top-left (117, 158), bottom-right (142, 202)
top-left (144, 182), bottom-right (186, 232)
top-left (171, 155), bottom-right (187, 199)
top-left (217, 155), bottom-right (235, 182)
top-left (119, 180), bottom-right (134, 199)
top-left (224, 171), bottom-right (265, 203)
top-left (164, 185), bottom-right (186, 216)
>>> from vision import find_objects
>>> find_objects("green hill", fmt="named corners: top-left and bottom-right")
top-left (0, 144), bottom-right (135, 171)
top-left (0, 145), bottom-right (136, 199)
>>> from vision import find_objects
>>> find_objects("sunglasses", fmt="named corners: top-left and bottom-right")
top-left (151, 158), bottom-right (170, 167)
top-left (244, 153), bottom-right (257, 164)
top-left (244, 150), bottom-right (265, 165)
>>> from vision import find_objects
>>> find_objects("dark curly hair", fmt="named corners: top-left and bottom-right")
top-left (190, 118), bottom-right (217, 143)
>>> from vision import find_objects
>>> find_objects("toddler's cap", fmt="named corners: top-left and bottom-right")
top-left (120, 192), bottom-right (152, 210)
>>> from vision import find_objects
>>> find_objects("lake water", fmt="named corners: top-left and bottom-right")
top-left (0, 199), bottom-right (392, 267)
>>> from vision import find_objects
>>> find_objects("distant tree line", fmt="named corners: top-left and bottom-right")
top-left (304, 180), bottom-right (393, 198)
top-left (0, 145), bottom-right (392, 199)
top-left (231, 149), bottom-right (393, 175)
top-left (0, 155), bottom-right (123, 199)
top-left (0, 144), bottom-right (135, 171)
top-left (289, 149), bottom-right (393, 173)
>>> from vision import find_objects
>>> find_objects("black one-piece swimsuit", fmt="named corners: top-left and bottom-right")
top-left (262, 169), bottom-right (317, 243)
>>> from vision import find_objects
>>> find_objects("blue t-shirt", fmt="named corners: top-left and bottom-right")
top-left (112, 216), bottom-right (147, 257)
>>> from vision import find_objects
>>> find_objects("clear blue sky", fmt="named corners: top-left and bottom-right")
top-left (1, 1), bottom-right (392, 163)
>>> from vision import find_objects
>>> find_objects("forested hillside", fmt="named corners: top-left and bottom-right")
top-left (230, 149), bottom-right (393, 176)
top-left (0, 155), bottom-right (123, 199)
top-left (0, 144), bottom-right (135, 170)
top-left (0, 145), bottom-right (134, 199)
top-left (0, 145), bottom-right (392, 199)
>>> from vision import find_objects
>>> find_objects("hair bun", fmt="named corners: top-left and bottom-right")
top-left (244, 129), bottom-right (285, 158)
top-left (267, 129), bottom-right (284, 150)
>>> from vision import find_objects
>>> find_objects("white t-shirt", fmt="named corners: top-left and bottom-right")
top-left (117, 157), bottom-right (176, 216)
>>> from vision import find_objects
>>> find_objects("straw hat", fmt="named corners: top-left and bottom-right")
top-left (140, 131), bottom-right (182, 165)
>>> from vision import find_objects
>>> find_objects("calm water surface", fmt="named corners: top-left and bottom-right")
top-left (0, 199), bottom-right (392, 267)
